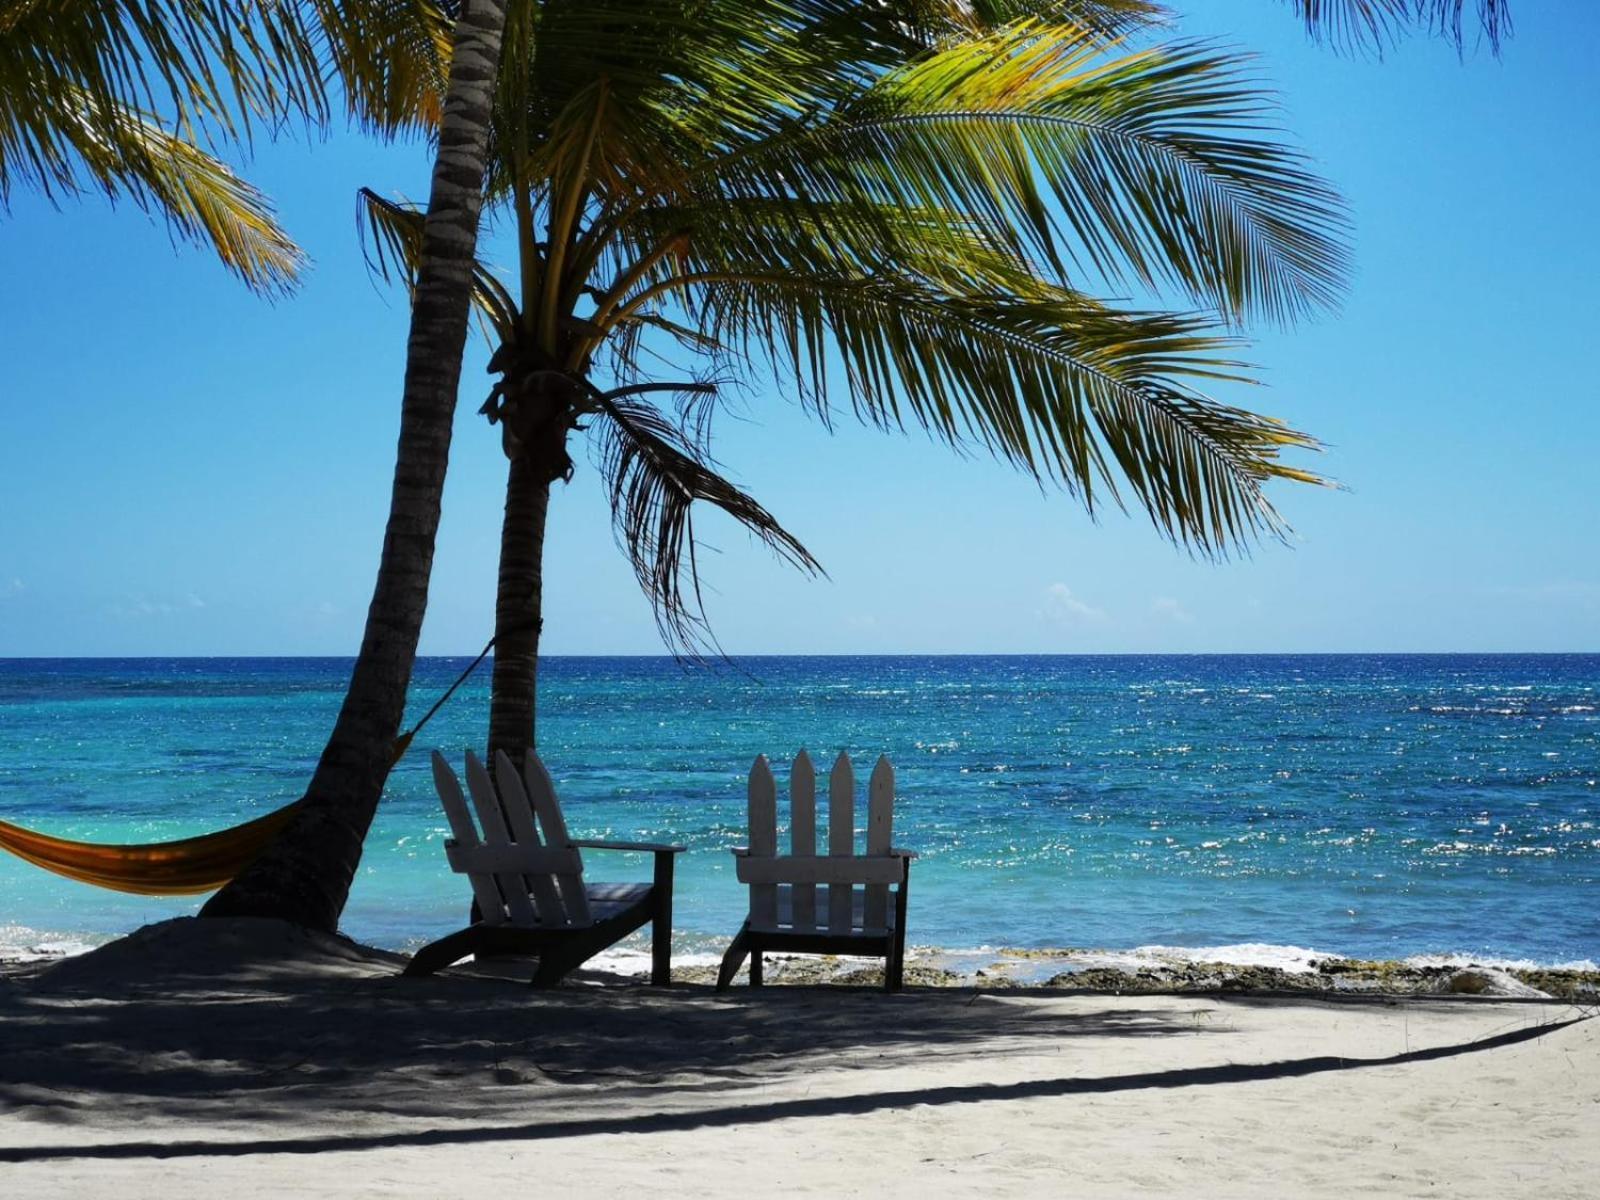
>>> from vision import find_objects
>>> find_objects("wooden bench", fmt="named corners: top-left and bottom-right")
top-left (717, 750), bottom-right (914, 992)
top-left (404, 749), bottom-right (683, 987)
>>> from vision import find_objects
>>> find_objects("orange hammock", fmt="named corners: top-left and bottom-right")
top-left (0, 731), bottom-right (415, 896)
top-left (0, 638), bottom-right (496, 896)
top-left (0, 802), bottom-right (303, 896)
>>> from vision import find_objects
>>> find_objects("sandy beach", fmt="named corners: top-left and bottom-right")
top-left (2, 919), bottom-right (1595, 1198)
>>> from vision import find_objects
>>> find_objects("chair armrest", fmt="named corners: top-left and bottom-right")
top-left (733, 846), bottom-right (916, 857)
top-left (572, 838), bottom-right (686, 854)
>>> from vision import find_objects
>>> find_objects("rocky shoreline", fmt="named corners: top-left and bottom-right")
top-left (6, 932), bottom-right (1596, 1001)
top-left (672, 947), bottom-right (1600, 1000)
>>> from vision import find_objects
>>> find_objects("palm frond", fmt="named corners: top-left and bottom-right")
top-left (0, 1), bottom-right (450, 287)
top-left (480, 0), bottom-right (863, 229)
top-left (683, 266), bottom-right (1326, 553)
top-left (590, 384), bottom-right (821, 652)
top-left (701, 22), bottom-right (1350, 325)
top-left (0, 0), bottom-right (452, 149)
top-left (357, 187), bottom-right (519, 338)
top-left (308, 0), bottom-right (453, 134)
top-left (971, 1), bottom-right (1167, 35)
top-left (0, 0), bottom-right (324, 147)
top-left (623, 195), bottom-right (1041, 291)
top-left (7, 87), bottom-right (304, 292)
top-left (1287, 0), bottom-right (1510, 54)
top-left (484, 0), bottom-right (1151, 213)
top-left (119, 108), bottom-right (305, 293)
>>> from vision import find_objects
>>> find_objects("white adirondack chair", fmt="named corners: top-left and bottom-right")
top-left (717, 750), bottom-right (914, 992)
top-left (403, 749), bottom-right (684, 987)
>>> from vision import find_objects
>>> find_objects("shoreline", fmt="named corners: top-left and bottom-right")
top-left (6, 922), bottom-right (1597, 1001)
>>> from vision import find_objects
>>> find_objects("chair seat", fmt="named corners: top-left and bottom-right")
top-left (584, 880), bottom-right (655, 921)
top-left (493, 881), bottom-right (654, 928)
top-left (751, 884), bottom-right (896, 936)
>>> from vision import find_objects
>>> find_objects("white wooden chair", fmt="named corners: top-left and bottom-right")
top-left (404, 749), bottom-right (684, 987)
top-left (717, 750), bottom-right (914, 992)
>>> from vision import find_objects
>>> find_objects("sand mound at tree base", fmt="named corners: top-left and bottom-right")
top-left (35, 917), bottom-right (404, 991)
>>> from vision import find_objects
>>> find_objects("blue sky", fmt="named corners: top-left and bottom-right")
top-left (1, 4), bottom-right (1597, 656)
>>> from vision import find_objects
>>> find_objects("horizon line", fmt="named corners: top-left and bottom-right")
top-left (1, 650), bottom-right (1596, 661)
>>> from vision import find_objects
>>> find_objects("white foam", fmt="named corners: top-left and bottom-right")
top-left (587, 944), bottom-right (725, 976)
top-left (0, 922), bottom-right (108, 963)
top-left (1087, 943), bottom-right (1337, 974)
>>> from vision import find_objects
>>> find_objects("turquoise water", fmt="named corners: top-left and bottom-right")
top-left (1, 655), bottom-right (1596, 965)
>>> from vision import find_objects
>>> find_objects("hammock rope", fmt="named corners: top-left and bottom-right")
top-left (0, 638), bottom-right (498, 896)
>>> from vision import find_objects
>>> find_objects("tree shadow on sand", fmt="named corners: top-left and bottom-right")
top-left (0, 919), bottom-right (1585, 1164)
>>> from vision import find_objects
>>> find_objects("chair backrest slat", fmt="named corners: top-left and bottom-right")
top-left (518, 752), bottom-right (591, 926)
top-left (862, 756), bottom-right (895, 931)
top-left (788, 750), bottom-right (817, 933)
top-left (446, 842), bottom-right (582, 876)
top-left (462, 751), bottom-right (539, 926)
top-left (492, 751), bottom-right (572, 926)
top-left (747, 755), bottom-right (779, 931)
top-left (827, 752), bottom-right (856, 933)
top-left (432, 751), bottom-right (510, 926)
top-left (736, 854), bottom-right (905, 886)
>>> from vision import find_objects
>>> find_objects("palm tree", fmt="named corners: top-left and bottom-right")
top-left (201, 0), bottom-right (512, 929)
top-left (356, 0), bottom-right (1353, 774)
top-left (238, 0), bottom-right (1510, 935)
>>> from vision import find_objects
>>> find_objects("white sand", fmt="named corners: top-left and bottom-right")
top-left (2, 919), bottom-right (1596, 1198)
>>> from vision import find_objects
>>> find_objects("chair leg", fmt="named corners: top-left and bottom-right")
top-left (651, 850), bottom-right (675, 987)
top-left (750, 950), bottom-right (763, 987)
top-left (716, 925), bottom-right (752, 992)
top-left (402, 926), bottom-right (486, 978)
top-left (889, 875), bottom-right (910, 992)
top-left (531, 946), bottom-right (581, 989)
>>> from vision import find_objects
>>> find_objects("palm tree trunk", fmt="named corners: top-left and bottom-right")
top-left (201, 0), bottom-right (511, 931)
top-left (488, 453), bottom-right (551, 770)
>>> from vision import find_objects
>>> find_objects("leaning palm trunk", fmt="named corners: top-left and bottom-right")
top-left (202, 0), bottom-right (512, 931)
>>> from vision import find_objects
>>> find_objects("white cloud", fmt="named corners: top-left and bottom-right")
top-left (1485, 581), bottom-right (1600, 604)
top-left (1151, 596), bottom-right (1194, 624)
top-left (106, 592), bottom-right (207, 619)
top-left (1041, 583), bottom-right (1105, 626)
top-left (0, 577), bottom-right (22, 600)
top-left (109, 597), bottom-right (175, 619)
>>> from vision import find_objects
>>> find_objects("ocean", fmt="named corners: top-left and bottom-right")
top-left (1, 654), bottom-right (1596, 969)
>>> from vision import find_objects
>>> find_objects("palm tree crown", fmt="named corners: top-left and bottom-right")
top-left (363, 1), bottom-right (1348, 679)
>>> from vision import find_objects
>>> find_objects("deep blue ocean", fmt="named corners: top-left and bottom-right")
top-left (1, 655), bottom-right (1596, 967)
